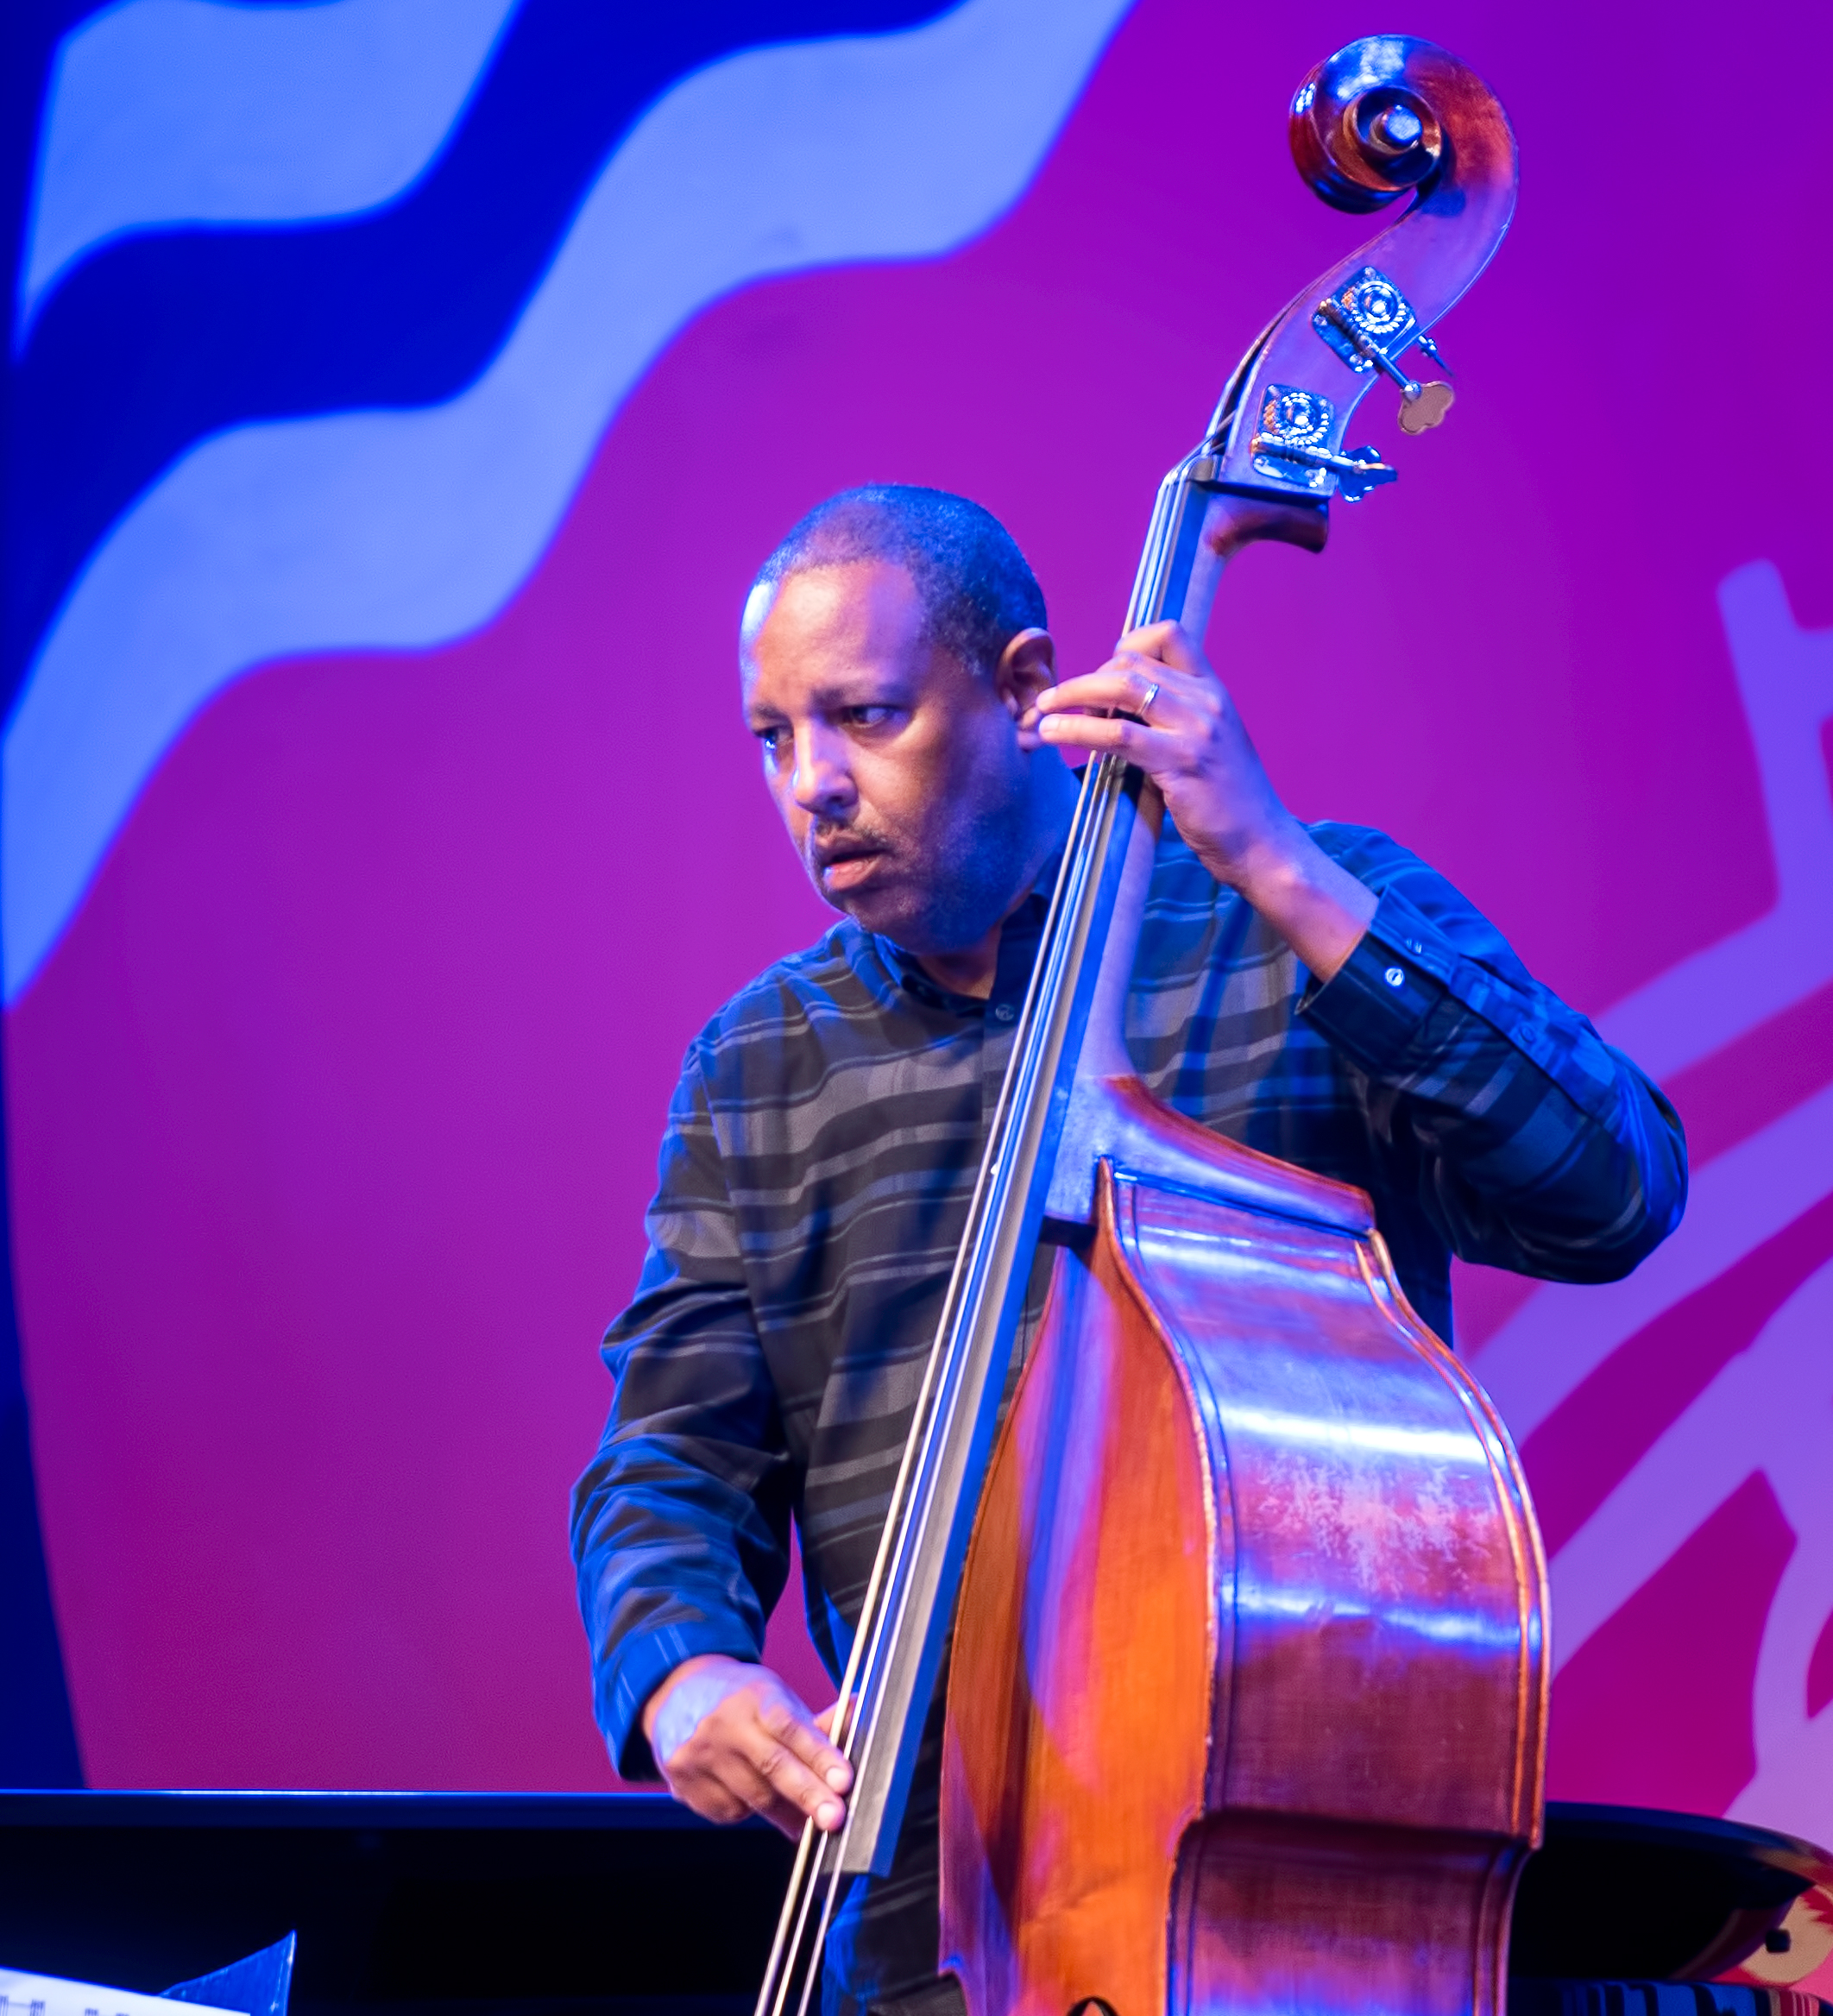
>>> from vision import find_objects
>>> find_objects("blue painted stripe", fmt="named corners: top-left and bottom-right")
top-left (5, 0), bottom-right (957, 702)
top-left (21, 0), bottom-right (525, 336)
top-left (3, 0), bottom-right (1134, 1002)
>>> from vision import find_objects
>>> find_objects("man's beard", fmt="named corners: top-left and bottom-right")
top-left (809, 778), bottom-right (1031, 956)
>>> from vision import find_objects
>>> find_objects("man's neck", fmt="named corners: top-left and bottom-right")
top-left (908, 758), bottom-right (1078, 1001)
top-left (912, 850), bottom-right (1057, 1000)
top-left (914, 922), bottom-right (1006, 1001)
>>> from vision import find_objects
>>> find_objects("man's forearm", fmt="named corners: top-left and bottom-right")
top-left (1224, 822), bottom-right (1378, 984)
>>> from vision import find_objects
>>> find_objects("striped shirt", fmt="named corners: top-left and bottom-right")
top-left (570, 819), bottom-right (1686, 2012)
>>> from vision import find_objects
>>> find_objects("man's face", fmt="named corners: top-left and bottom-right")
top-left (740, 560), bottom-right (1042, 954)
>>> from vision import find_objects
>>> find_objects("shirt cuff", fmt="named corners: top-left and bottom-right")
top-left (1300, 885), bottom-right (1458, 1073)
top-left (600, 1616), bottom-right (762, 1781)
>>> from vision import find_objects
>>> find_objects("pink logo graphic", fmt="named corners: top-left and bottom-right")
top-left (1471, 564), bottom-right (1833, 1857)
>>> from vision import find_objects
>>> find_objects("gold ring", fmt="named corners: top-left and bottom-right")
top-left (1138, 679), bottom-right (1161, 721)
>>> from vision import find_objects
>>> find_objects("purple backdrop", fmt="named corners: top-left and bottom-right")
top-left (4, 3), bottom-right (1831, 1981)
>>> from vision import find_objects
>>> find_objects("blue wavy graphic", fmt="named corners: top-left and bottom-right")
top-left (6, 0), bottom-right (956, 700)
top-left (3, 0), bottom-right (1134, 1000)
top-left (21, 0), bottom-right (524, 334)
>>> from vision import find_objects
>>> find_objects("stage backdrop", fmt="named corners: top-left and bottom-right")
top-left (4, 0), bottom-right (1831, 1965)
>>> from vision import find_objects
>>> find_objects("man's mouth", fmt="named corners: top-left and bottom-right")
top-left (811, 836), bottom-right (888, 893)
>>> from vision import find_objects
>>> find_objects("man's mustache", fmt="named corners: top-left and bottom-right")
top-left (807, 821), bottom-right (895, 870)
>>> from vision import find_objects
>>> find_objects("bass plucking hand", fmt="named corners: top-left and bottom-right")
top-left (1026, 621), bottom-right (1377, 981)
top-left (643, 1654), bottom-right (853, 1839)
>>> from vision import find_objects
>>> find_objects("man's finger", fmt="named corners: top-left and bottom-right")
top-left (687, 1776), bottom-right (755, 1827)
top-left (689, 1749), bottom-right (805, 1838)
top-left (753, 1741), bottom-right (842, 1830)
top-left (765, 1698), bottom-right (853, 1793)
top-left (661, 1743), bottom-right (763, 1829)
top-left (743, 1711), bottom-right (847, 1830)
top-left (1037, 713), bottom-right (1146, 757)
top-left (1034, 673), bottom-right (1133, 714)
top-left (675, 1717), bottom-right (816, 1834)
top-left (1118, 619), bottom-right (1202, 670)
top-left (1037, 666), bottom-right (1191, 718)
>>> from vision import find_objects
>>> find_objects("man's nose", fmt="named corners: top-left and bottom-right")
top-left (791, 722), bottom-right (855, 817)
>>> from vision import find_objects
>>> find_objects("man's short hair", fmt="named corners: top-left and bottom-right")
top-left (752, 485), bottom-right (1046, 676)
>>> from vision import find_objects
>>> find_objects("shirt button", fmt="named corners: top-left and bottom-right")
top-left (1384, 966), bottom-right (1406, 988)
top-left (992, 1003), bottom-right (1017, 1023)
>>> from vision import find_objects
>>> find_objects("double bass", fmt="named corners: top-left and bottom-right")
top-left (758, 35), bottom-right (1542, 2016)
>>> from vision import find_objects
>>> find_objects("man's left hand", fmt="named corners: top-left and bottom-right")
top-left (1028, 621), bottom-right (1376, 981)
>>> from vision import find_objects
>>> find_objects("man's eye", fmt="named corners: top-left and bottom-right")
top-left (843, 706), bottom-right (898, 730)
top-left (754, 725), bottom-right (787, 756)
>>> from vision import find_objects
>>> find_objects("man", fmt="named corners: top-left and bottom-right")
top-left (571, 485), bottom-right (1685, 2014)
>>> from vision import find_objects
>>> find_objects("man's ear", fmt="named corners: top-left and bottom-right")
top-left (993, 628), bottom-right (1055, 744)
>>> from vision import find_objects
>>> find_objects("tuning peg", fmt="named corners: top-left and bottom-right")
top-left (1397, 381), bottom-right (1453, 433)
top-left (1332, 444), bottom-right (1400, 500)
top-left (1248, 432), bottom-right (1396, 501)
top-left (1314, 295), bottom-right (1456, 433)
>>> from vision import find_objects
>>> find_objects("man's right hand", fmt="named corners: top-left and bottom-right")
top-left (641, 1653), bottom-right (853, 1838)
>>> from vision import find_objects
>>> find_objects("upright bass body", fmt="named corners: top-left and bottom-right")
top-left (941, 1106), bottom-right (1547, 2016)
top-left (938, 37), bottom-right (1546, 2016)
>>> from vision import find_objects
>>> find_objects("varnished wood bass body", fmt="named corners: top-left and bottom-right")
top-left (929, 36), bottom-right (1545, 2016)
top-left (942, 1089), bottom-right (1547, 2016)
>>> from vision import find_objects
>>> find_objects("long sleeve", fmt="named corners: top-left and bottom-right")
top-left (1300, 824), bottom-right (1687, 1287)
top-left (569, 1043), bottom-right (794, 1779)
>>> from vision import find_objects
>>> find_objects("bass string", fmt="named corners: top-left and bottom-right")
top-left (823, 740), bottom-right (1131, 1836)
top-left (752, 755), bottom-right (1122, 2016)
top-left (823, 492), bottom-right (1192, 1811)
top-left (753, 474), bottom-right (1194, 2016)
top-left (814, 745), bottom-right (1122, 1805)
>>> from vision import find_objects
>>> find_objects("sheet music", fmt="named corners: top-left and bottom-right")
top-left (0, 1971), bottom-right (242, 2016)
